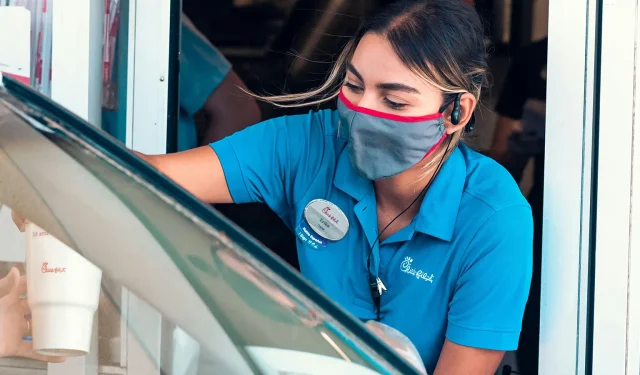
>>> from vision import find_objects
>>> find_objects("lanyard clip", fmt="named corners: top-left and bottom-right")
top-left (369, 275), bottom-right (387, 298)
top-left (368, 276), bottom-right (386, 321)
top-left (376, 277), bottom-right (387, 296)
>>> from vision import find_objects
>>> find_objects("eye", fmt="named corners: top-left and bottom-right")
top-left (344, 82), bottom-right (363, 93)
top-left (383, 97), bottom-right (407, 110)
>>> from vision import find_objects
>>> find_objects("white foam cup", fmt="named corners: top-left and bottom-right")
top-left (25, 222), bottom-right (102, 357)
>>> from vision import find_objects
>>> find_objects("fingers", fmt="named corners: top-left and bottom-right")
top-left (20, 311), bottom-right (30, 337)
top-left (18, 297), bottom-right (29, 316)
top-left (0, 268), bottom-right (20, 297)
top-left (11, 210), bottom-right (26, 232)
top-left (0, 269), bottom-right (15, 295)
top-left (1, 269), bottom-right (31, 316)
top-left (16, 276), bottom-right (31, 323)
top-left (6, 269), bottom-right (27, 301)
top-left (15, 273), bottom-right (27, 298)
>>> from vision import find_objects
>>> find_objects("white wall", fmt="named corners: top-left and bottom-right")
top-left (0, 205), bottom-right (26, 263)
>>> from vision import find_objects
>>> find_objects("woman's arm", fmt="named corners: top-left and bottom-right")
top-left (136, 146), bottom-right (233, 204)
top-left (13, 110), bottom-right (331, 232)
top-left (138, 111), bottom-right (328, 213)
top-left (439, 205), bottom-right (533, 375)
top-left (433, 340), bottom-right (504, 375)
top-left (10, 147), bottom-right (233, 232)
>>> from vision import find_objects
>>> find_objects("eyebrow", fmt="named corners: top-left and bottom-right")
top-left (346, 63), bottom-right (420, 94)
top-left (376, 82), bottom-right (420, 94)
top-left (347, 63), bottom-right (364, 82)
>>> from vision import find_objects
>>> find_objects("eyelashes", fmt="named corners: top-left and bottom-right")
top-left (344, 82), bottom-right (363, 93)
top-left (343, 83), bottom-right (408, 110)
top-left (383, 97), bottom-right (406, 110)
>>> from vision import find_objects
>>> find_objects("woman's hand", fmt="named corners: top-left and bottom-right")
top-left (0, 268), bottom-right (65, 362)
top-left (10, 210), bottom-right (26, 233)
top-left (365, 321), bottom-right (427, 375)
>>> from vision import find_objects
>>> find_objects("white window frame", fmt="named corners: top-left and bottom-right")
top-left (589, 0), bottom-right (640, 374)
top-left (120, 0), bottom-right (177, 374)
top-left (540, 0), bottom-right (597, 373)
top-left (543, 0), bottom-right (640, 374)
top-left (124, 0), bottom-right (174, 154)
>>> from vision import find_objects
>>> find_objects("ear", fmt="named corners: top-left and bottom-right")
top-left (443, 93), bottom-right (477, 134)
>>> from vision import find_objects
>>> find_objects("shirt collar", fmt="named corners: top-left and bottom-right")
top-left (413, 146), bottom-right (466, 241)
top-left (333, 145), bottom-right (466, 242)
top-left (333, 147), bottom-right (373, 201)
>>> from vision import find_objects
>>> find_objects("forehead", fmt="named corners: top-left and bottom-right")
top-left (350, 33), bottom-right (435, 93)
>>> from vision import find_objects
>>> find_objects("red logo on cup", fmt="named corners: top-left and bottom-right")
top-left (41, 262), bottom-right (66, 274)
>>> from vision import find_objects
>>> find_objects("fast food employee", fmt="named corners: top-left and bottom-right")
top-left (13, 1), bottom-right (533, 374)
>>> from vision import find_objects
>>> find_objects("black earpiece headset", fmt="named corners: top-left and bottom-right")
top-left (439, 93), bottom-right (475, 133)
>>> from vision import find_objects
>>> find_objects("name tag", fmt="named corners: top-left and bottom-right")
top-left (295, 199), bottom-right (349, 249)
top-left (295, 219), bottom-right (327, 249)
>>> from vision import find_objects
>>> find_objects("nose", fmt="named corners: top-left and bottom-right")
top-left (351, 92), bottom-right (378, 111)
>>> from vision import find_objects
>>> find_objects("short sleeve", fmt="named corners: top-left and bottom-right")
top-left (446, 205), bottom-right (533, 351)
top-left (179, 15), bottom-right (231, 116)
top-left (210, 110), bottom-right (332, 217)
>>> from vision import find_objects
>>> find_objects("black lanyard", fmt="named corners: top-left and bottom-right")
top-left (365, 136), bottom-right (453, 321)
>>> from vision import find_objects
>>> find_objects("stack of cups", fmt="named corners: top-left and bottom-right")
top-left (24, 222), bottom-right (102, 357)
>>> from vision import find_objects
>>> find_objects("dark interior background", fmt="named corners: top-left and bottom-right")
top-left (181, 0), bottom-right (542, 272)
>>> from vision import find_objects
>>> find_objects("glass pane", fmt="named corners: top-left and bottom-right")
top-left (101, 0), bottom-right (127, 142)
top-left (0, 0), bottom-right (53, 96)
top-left (0, 77), bottom-right (420, 374)
top-left (0, 0), bottom-right (127, 140)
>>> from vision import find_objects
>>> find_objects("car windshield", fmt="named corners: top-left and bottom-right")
top-left (0, 76), bottom-right (419, 375)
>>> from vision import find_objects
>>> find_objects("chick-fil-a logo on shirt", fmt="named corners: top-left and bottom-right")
top-left (321, 207), bottom-right (340, 224)
top-left (41, 262), bottom-right (66, 274)
top-left (400, 257), bottom-right (434, 283)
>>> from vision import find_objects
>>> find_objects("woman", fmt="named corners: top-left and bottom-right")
top-left (0, 267), bottom-right (65, 362)
top-left (14, 1), bottom-right (533, 373)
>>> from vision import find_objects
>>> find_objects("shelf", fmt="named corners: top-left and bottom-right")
top-left (98, 365), bottom-right (127, 375)
top-left (0, 358), bottom-right (47, 370)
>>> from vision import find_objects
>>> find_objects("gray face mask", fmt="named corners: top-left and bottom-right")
top-left (337, 90), bottom-right (447, 180)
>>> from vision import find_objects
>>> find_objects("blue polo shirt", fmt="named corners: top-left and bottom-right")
top-left (211, 109), bottom-right (533, 373)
